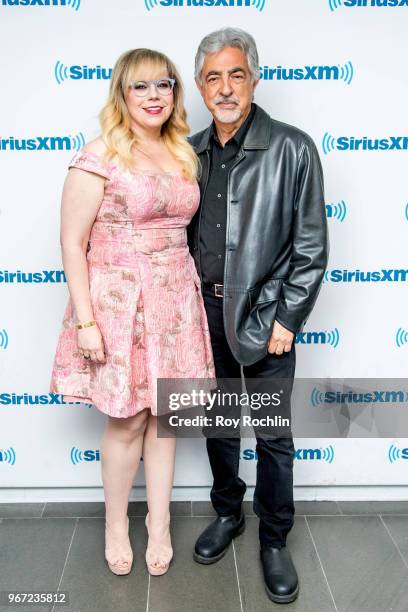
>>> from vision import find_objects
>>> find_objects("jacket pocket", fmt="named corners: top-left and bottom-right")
top-left (248, 278), bottom-right (283, 312)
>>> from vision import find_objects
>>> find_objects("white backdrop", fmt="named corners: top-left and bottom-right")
top-left (1, 0), bottom-right (407, 499)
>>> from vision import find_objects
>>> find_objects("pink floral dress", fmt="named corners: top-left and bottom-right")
top-left (49, 149), bottom-right (216, 418)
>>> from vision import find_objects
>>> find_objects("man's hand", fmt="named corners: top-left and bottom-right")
top-left (268, 320), bottom-right (294, 355)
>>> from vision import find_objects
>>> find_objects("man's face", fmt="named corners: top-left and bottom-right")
top-left (196, 46), bottom-right (259, 124)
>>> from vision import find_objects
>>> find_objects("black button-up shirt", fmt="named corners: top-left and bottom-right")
top-left (199, 103), bottom-right (256, 284)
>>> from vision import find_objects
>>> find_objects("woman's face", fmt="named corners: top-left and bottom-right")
top-left (124, 64), bottom-right (175, 135)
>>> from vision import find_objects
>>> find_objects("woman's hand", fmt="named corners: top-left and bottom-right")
top-left (77, 324), bottom-right (106, 363)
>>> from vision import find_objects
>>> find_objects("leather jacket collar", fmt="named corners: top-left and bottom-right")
top-left (194, 103), bottom-right (271, 153)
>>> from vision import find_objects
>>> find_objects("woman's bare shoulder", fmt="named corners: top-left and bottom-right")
top-left (82, 137), bottom-right (108, 156)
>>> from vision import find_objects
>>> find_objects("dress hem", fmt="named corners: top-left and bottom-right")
top-left (55, 391), bottom-right (154, 419)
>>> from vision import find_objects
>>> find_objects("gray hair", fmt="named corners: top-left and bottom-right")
top-left (194, 27), bottom-right (260, 83)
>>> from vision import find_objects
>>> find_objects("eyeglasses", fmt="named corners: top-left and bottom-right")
top-left (128, 78), bottom-right (176, 97)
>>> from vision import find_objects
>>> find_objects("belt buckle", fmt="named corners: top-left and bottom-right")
top-left (214, 283), bottom-right (223, 298)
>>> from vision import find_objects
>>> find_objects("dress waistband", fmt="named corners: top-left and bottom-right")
top-left (90, 224), bottom-right (187, 247)
top-left (87, 225), bottom-right (190, 268)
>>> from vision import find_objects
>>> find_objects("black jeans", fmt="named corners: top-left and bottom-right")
top-left (202, 284), bottom-right (296, 548)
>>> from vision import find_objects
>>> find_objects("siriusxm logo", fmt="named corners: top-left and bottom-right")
top-left (0, 447), bottom-right (16, 465)
top-left (322, 132), bottom-right (408, 154)
top-left (311, 388), bottom-right (408, 407)
top-left (242, 446), bottom-right (335, 462)
top-left (1, 0), bottom-right (80, 8)
top-left (329, 0), bottom-right (408, 10)
top-left (326, 200), bottom-right (347, 221)
top-left (55, 61), bottom-right (112, 84)
top-left (388, 444), bottom-right (408, 463)
top-left (71, 447), bottom-right (100, 464)
top-left (396, 328), bottom-right (408, 348)
top-left (295, 328), bottom-right (340, 347)
top-left (145, 0), bottom-right (265, 11)
top-left (0, 329), bottom-right (8, 349)
top-left (324, 268), bottom-right (408, 283)
top-left (0, 132), bottom-right (84, 152)
top-left (0, 393), bottom-right (90, 404)
top-left (260, 61), bottom-right (353, 84)
top-left (0, 270), bottom-right (66, 284)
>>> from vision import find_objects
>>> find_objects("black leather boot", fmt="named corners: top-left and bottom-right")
top-left (193, 511), bottom-right (245, 564)
top-left (260, 545), bottom-right (299, 603)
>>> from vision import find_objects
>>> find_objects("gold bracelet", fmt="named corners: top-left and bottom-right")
top-left (76, 319), bottom-right (97, 330)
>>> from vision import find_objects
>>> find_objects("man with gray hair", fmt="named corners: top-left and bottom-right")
top-left (187, 27), bottom-right (328, 603)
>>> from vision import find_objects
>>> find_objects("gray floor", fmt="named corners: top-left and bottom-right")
top-left (1, 501), bottom-right (408, 612)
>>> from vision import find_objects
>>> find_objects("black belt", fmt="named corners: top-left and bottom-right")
top-left (203, 282), bottom-right (224, 298)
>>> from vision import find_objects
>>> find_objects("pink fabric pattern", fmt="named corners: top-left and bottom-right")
top-left (49, 149), bottom-right (216, 418)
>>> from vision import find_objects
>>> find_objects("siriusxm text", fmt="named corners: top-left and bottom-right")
top-left (336, 137), bottom-right (408, 151)
top-left (2, 0), bottom-right (69, 5)
top-left (0, 393), bottom-right (77, 404)
top-left (242, 449), bottom-right (329, 461)
top-left (0, 137), bottom-right (77, 151)
top-left (343, 0), bottom-right (408, 6)
top-left (157, 0), bottom-right (253, 5)
top-left (320, 391), bottom-right (408, 403)
top-left (62, 65), bottom-right (112, 80)
top-left (0, 271), bottom-right (66, 283)
top-left (327, 269), bottom-right (408, 282)
top-left (260, 65), bottom-right (344, 81)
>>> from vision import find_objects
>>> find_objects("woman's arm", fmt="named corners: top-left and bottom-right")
top-left (60, 162), bottom-right (107, 362)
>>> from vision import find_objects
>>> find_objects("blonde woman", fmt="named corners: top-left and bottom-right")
top-left (50, 49), bottom-right (215, 576)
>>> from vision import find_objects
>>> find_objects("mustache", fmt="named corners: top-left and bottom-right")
top-left (214, 96), bottom-right (240, 106)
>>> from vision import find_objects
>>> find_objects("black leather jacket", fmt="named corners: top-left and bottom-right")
top-left (187, 103), bottom-right (329, 366)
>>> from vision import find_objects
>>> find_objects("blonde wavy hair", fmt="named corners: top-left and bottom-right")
top-left (99, 48), bottom-right (199, 182)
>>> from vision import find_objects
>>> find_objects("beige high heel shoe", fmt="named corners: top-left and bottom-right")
top-left (145, 512), bottom-right (173, 576)
top-left (105, 515), bottom-right (134, 575)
